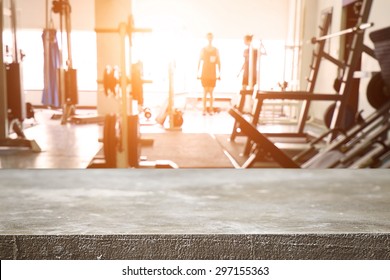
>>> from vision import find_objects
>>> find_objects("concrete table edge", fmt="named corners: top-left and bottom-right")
top-left (1, 233), bottom-right (390, 260)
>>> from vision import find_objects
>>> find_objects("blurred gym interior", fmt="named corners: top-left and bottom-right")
top-left (1, 0), bottom-right (390, 260)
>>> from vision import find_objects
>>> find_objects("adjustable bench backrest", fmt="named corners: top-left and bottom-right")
top-left (229, 108), bottom-right (300, 168)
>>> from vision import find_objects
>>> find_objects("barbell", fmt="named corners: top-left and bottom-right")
top-left (311, 22), bottom-right (374, 44)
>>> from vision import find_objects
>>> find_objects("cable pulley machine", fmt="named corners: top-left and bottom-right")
top-left (0, 0), bottom-right (41, 151)
top-left (51, 0), bottom-right (78, 125)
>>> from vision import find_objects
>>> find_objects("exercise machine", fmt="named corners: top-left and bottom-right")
top-left (231, 0), bottom-right (376, 157)
top-left (48, 0), bottom-right (78, 125)
top-left (93, 11), bottom-right (180, 167)
top-left (0, 0), bottom-right (41, 152)
top-left (95, 15), bottom-right (177, 168)
top-left (231, 9), bottom-right (335, 144)
top-left (228, 24), bottom-right (390, 169)
top-left (95, 16), bottom-right (150, 168)
top-left (155, 61), bottom-right (184, 130)
top-left (102, 61), bottom-right (153, 122)
top-left (229, 98), bottom-right (390, 168)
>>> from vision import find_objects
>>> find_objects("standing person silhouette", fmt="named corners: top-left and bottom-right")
top-left (239, 34), bottom-right (258, 90)
top-left (197, 32), bottom-right (221, 115)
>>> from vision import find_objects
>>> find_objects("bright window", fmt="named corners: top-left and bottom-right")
top-left (133, 33), bottom-right (289, 94)
top-left (17, 29), bottom-right (97, 91)
top-left (16, 29), bottom-right (292, 99)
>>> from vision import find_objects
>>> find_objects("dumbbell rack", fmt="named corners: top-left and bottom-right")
top-left (0, 0), bottom-right (41, 152)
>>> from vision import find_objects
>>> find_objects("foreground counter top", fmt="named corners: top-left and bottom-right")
top-left (0, 169), bottom-right (389, 259)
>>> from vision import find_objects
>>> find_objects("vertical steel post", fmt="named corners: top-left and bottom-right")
top-left (118, 22), bottom-right (129, 167)
top-left (10, 0), bottom-right (17, 62)
top-left (65, 0), bottom-right (72, 68)
top-left (248, 44), bottom-right (253, 90)
top-left (168, 61), bottom-right (175, 129)
top-left (0, 0), bottom-right (9, 138)
top-left (43, 0), bottom-right (50, 106)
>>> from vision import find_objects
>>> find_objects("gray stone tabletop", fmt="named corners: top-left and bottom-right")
top-left (0, 169), bottom-right (389, 259)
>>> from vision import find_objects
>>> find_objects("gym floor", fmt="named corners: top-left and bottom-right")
top-left (0, 97), bottom-right (320, 169)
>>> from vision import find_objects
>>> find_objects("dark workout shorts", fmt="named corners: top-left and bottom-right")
top-left (201, 78), bottom-right (216, 88)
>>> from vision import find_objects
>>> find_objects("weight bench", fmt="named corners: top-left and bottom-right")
top-left (229, 108), bottom-right (300, 168)
top-left (229, 99), bottom-right (390, 168)
top-left (229, 107), bottom-right (333, 168)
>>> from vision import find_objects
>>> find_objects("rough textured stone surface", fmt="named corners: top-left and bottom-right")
top-left (1, 169), bottom-right (390, 259)
top-left (0, 235), bottom-right (15, 260)
top-left (1, 234), bottom-right (389, 260)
